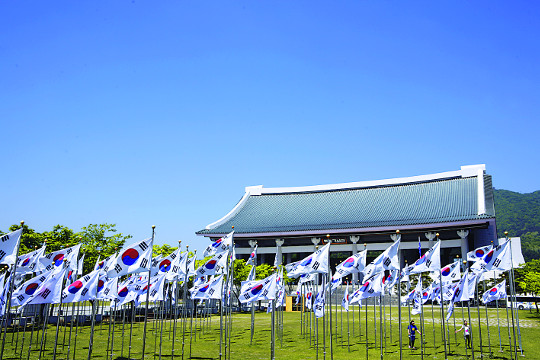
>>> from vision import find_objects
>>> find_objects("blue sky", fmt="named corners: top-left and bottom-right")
top-left (1, 1), bottom-right (539, 254)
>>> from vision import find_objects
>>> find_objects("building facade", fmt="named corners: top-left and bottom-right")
top-left (196, 164), bottom-right (497, 273)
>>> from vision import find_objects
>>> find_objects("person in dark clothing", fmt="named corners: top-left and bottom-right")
top-left (408, 320), bottom-right (421, 349)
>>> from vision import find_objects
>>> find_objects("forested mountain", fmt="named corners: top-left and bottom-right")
top-left (494, 189), bottom-right (540, 262)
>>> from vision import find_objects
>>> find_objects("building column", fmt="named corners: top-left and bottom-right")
top-left (350, 236), bottom-right (360, 283)
top-left (457, 230), bottom-right (469, 262)
top-left (275, 239), bottom-right (284, 266)
top-left (425, 232), bottom-right (436, 248)
top-left (311, 237), bottom-right (320, 251)
top-left (249, 240), bottom-right (257, 265)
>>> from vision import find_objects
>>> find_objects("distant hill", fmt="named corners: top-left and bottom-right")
top-left (494, 189), bottom-right (540, 262)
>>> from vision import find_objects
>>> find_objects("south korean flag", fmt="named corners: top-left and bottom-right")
top-left (287, 242), bottom-right (330, 278)
top-left (361, 239), bottom-right (401, 279)
top-left (191, 274), bottom-right (224, 300)
top-left (239, 273), bottom-right (278, 303)
top-left (21, 269), bottom-right (67, 307)
top-left (38, 244), bottom-right (81, 274)
top-left (138, 274), bottom-right (167, 303)
top-left (350, 272), bottom-right (384, 302)
top-left (471, 241), bottom-right (512, 273)
top-left (467, 245), bottom-right (493, 262)
top-left (0, 228), bottom-right (23, 265)
top-left (62, 269), bottom-right (101, 303)
top-left (97, 276), bottom-right (118, 301)
top-left (482, 280), bottom-right (507, 304)
top-left (16, 244), bottom-right (46, 274)
top-left (341, 283), bottom-right (350, 311)
top-left (436, 261), bottom-right (461, 284)
top-left (334, 250), bottom-right (367, 279)
top-left (106, 238), bottom-right (153, 278)
top-left (11, 270), bottom-right (54, 306)
top-left (246, 245), bottom-right (257, 266)
top-left (203, 231), bottom-right (234, 257)
top-left (194, 251), bottom-right (228, 278)
top-left (403, 240), bottom-right (441, 275)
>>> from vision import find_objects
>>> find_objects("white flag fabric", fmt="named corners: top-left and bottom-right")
top-left (22, 269), bottom-right (67, 306)
top-left (0, 229), bottom-right (22, 265)
top-left (77, 253), bottom-right (85, 275)
top-left (203, 231), bottom-right (234, 257)
top-left (106, 238), bottom-right (153, 278)
top-left (0, 273), bottom-right (12, 316)
top-left (61, 269), bottom-right (100, 303)
top-left (138, 274), bottom-right (167, 302)
top-left (155, 249), bottom-right (183, 281)
top-left (450, 270), bottom-right (473, 303)
top-left (384, 270), bottom-right (399, 291)
top-left (191, 274), bottom-right (224, 300)
top-left (11, 270), bottom-right (53, 306)
top-left (482, 280), bottom-right (507, 304)
top-left (330, 275), bottom-right (342, 294)
top-left (38, 244), bottom-right (81, 274)
top-left (467, 245), bottom-right (493, 262)
top-left (239, 273), bottom-right (277, 303)
top-left (94, 254), bottom-right (116, 272)
top-left (471, 241), bottom-right (512, 273)
top-left (97, 276), bottom-right (118, 300)
top-left (334, 250), bottom-right (367, 279)
top-left (194, 251), bottom-right (228, 278)
top-left (411, 296), bottom-right (423, 315)
top-left (350, 272), bottom-right (384, 302)
top-left (16, 244), bottom-right (46, 274)
top-left (305, 287), bottom-right (314, 310)
top-left (466, 272), bottom-right (478, 300)
top-left (314, 277), bottom-right (327, 318)
top-left (341, 283), bottom-right (350, 311)
top-left (361, 240), bottom-right (401, 279)
top-left (299, 273), bottom-right (317, 284)
top-left (287, 243), bottom-right (330, 278)
top-left (403, 240), bottom-right (441, 275)
top-left (439, 262), bottom-right (461, 283)
top-left (246, 245), bottom-right (257, 266)
top-left (247, 265), bottom-right (256, 282)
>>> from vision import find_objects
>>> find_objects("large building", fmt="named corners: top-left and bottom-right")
top-left (196, 164), bottom-right (497, 272)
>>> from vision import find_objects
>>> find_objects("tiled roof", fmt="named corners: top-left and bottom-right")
top-left (197, 174), bottom-right (495, 236)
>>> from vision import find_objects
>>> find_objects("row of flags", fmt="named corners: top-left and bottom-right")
top-left (0, 226), bottom-right (517, 320)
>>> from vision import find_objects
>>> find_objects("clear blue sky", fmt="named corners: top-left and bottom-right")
top-left (1, 1), bottom-right (539, 254)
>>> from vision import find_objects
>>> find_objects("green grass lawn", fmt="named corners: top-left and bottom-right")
top-left (1, 306), bottom-right (538, 360)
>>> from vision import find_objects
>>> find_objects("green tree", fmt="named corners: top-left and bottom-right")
top-left (153, 244), bottom-right (178, 257)
top-left (76, 223), bottom-right (131, 274)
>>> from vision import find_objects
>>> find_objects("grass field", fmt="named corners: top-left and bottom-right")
top-left (1, 305), bottom-right (538, 360)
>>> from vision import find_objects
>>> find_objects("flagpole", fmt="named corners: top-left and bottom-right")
top-left (475, 277), bottom-right (484, 358)
top-left (504, 282), bottom-right (514, 359)
top-left (141, 225), bottom-right (155, 360)
top-left (172, 240), bottom-right (182, 359)
top-left (326, 235), bottom-right (333, 360)
top-left (393, 230), bottom-right (403, 360)
top-left (464, 261), bottom-right (475, 360)
top-left (483, 278), bottom-right (492, 356)
top-left (0, 221), bottom-right (24, 360)
top-left (52, 260), bottom-right (68, 360)
top-left (505, 232), bottom-right (523, 357)
top-left (436, 234), bottom-right (448, 360)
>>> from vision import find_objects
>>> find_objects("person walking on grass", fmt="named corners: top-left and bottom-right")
top-left (408, 320), bottom-right (421, 349)
top-left (455, 320), bottom-right (471, 349)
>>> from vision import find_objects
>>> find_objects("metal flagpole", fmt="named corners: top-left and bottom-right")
top-left (373, 296), bottom-right (377, 350)
top-left (128, 301), bottom-right (135, 359)
top-left (346, 287), bottom-right (350, 352)
top-left (53, 262), bottom-right (68, 360)
top-left (436, 235), bottom-right (448, 360)
top-left (271, 299), bottom-right (276, 360)
top-left (326, 237), bottom-right (333, 360)
top-left (383, 292), bottom-right (387, 354)
top-left (316, 272), bottom-right (319, 360)
top-left (86, 298), bottom-right (99, 360)
top-left (483, 279), bottom-right (492, 356)
top-left (24, 306), bottom-right (37, 360)
top-left (496, 298), bottom-right (503, 353)
top-left (109, 303), bottom-right (117, 360)
top-left (141, 225), bottom-right (155, 360)
top-left (352, 283), bottom-right (355, 339)
top-left (393, 230), bottom-right (402, 360)
top-left (121, 304), bottom-right (126, 358)
top-left (219, 297), bottom-right (223, 360)
top-left (475, 278), bottom-right (484, 358)
top-left (172, 241), bottom-right (182, 359)
top-left (0, 221), bottom-right (24, 360)
top-left (37, 304), bottom-right (50, 360)
top-left (504, 289), bottom-right (514, 359)
top-left (379, 295), bottom-right (383, 360)
top-left (465, 261), bottom-right (475, 360)
top-left (505, 232), bottom-right (523, 356)
top-left (366, 292), bottom-right (369, 360)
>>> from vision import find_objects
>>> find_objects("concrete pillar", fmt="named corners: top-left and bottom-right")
top-left (311, 237), bottom-right (320, 251)
top-left (425, 231), bottom-right (436, 248)
top-left (275, 239), bottom-right (284, 266)
top-left (457, 230), bottom-right (469, 262)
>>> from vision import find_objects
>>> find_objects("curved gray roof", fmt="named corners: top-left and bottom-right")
top-left (197, 170), bottom-right (495, 236)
